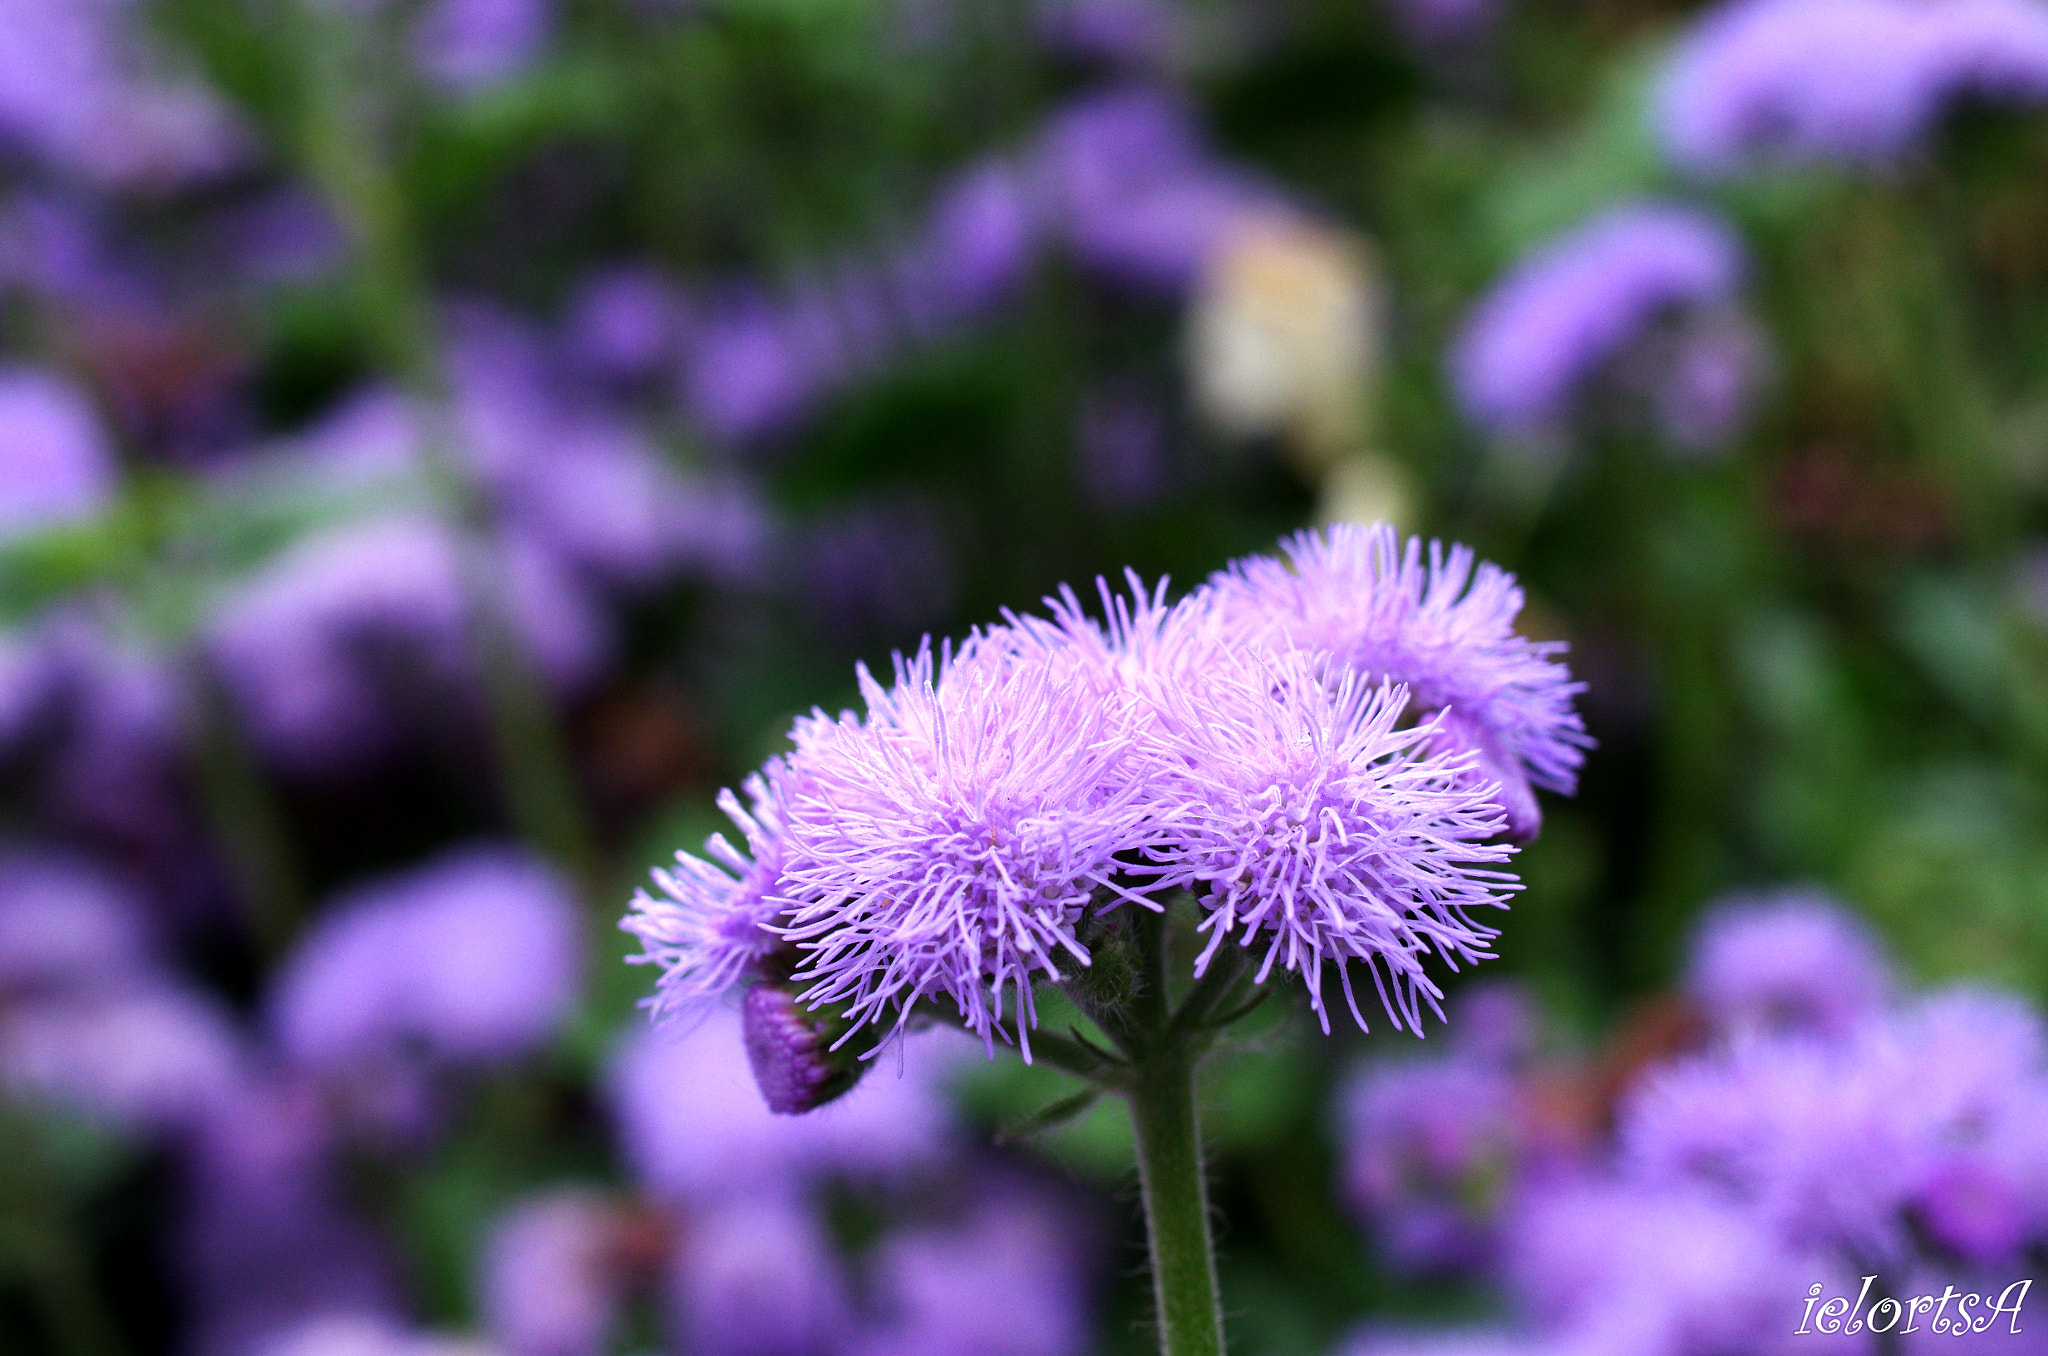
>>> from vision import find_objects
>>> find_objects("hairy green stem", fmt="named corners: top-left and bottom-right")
top-left (1126, 1045), bottom-right (1226, 1356)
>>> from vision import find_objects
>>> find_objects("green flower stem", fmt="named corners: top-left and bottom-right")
top-left (1126, 1043), bottom-right (1227, 1356)
top-left (1062, 902), bottom-right (1235, 1356)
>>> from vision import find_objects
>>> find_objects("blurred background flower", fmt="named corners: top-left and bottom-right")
top-left (3, 0), bottom-right (2048, 1353)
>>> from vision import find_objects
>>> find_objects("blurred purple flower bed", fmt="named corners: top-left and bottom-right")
top-left (5, 0), bottom-right (2048, 1353)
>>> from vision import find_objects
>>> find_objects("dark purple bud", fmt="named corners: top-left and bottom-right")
top-left (741, 983), bottom-right (874, 1115)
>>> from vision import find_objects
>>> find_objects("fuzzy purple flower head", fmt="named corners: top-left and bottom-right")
top-left (625, 525), bottom-right (1577, 1115)
top-left (776, 639), bottom-right (1152, 1057)
top-left (1207, 523), bottom-right (1589, 842)
top-left (1130, 651), bottom-right (1517, 1033)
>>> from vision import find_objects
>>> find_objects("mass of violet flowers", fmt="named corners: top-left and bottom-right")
top-left (625, 523), bottom-right (1589, 1103)
top-left (1334, 893), bottom-right (2048, 1356)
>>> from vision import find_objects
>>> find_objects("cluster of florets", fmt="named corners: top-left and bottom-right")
top-left (624, 524), bottom-right (1587, 1108)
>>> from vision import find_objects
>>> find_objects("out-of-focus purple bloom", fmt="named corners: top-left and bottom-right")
top-left (29, 613), bottom-right (190, 846)
top-left (1683, 889), bottom-right (1891, 1040)
top-left (219, 192), bottom-right (348, 287)
top-left (1130, 650), bottom-right (1516, 1033)
top-left (0, 366), bottom-right (116, 536)
top-left (176, 1078), bottom-right (401, 1356)
top-left (0, 983), bottom-right (244, 1135)
top-left (899, 158), bottom-right (1037, 326)
top-left (775, 640), bottom-right (1154, 1053)
top-left (479, 1188), bottom-right (629, 1356)
top-left (1337, 1053), bottom-right (1528, 1272)
top-left (0, 0), bottom-right (246, 189)
top-left (1620, 986), bottom-right (2048, 1272)
top-left (206, 512), bottom-right (607, 775)
top-left (1643, 309), bottom-right (1769, 456)
top-left (250, 1314), bottom-right (493, 1356)
top-left (1384, 0), bottom-right (1499, 50)
top-left (1655, 0), bottom-right (2048, 175)
top-left (1032, 86), bottom-right (1277, 293)
top-left (624, 770), bottom-right (796, 1028)
top-left (1338, 1331), bottom-right (1538, 1356)
top-left (1206, 523), bottom-right (1589, 842)
top-left (269, 845), bottom-right (581, 1072)
top-left (1035, 0), bottom-right (1183, 67)
top-left (666, 1193), bottom-right (852, 1356)
top-left (1507, 1182), bottom-right (1841, 1356)
top-left (680, 160), bottom-right (1034, 446)
top-left (412, 0), bottom-right (554, 91)
top-left (1451, 980), bottom-right (1542, 1065)
top-left (0, 849), bottom-right (152, 998)
top-left (848, 1177), bottom-right (1094, 1356)
top-left (1076, 380), bottom-right (1170, 511)
top-left (1450, 204), bottom-right (1748, 446)
top-left (205, 513), bottom-right (472, 775)
top-left (564, 266), bottom-right (686, 384)
top-left (793, 494), bottom-right (958, 637)
top-left (603, 1007), bottom-right (960, 1202)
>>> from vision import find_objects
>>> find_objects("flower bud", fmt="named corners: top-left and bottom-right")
top-left (740, 983), bottom-right (876, 1114)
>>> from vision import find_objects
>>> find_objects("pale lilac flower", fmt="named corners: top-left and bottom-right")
top-left (0, 849), bottom-right (152, 998)
top-left (563, 266), bottom-right (685, 383)
top-left (665, 1193), bottom-right (852, 1356)
top-left (1338, 1331), bottom-right (1540, 1356)
top-left (479, 1188), bottom-right (629, 1356)
top-left (251, 1314), bottom-right (496, 1356)
top-left (848, 1177), bottom-right (1094, 1356)
top-left (176, 1077), bottom-right (400, 1356)
top-left (0, 0), bottom-right (246, 189)
top-left (1035, 0), bottom-right (1183, 67)
top-left (269, 845), bottom-right (582, 1071)
top-left (1507, 1182), bottom-right (1844, 1356)
top-left (623, 768), bottom-right (796, 1028)
top-left (0, 984), bottom-right (245, 1134)
top-left (412, 0), bottom-right (554, 91)
top-left (1620, 987), bottom-right (2048, 1272)
top-left (775, 640), bottom-right (1154, 1053)
top-left (1337, 1053), bottom-right (1528, 1272)
top-left (1645, 309), bottom-right (1770, 456)
top-left (899, 158), bottom-right (1038, 329)
top-left (1655, 0), bottom-right (2048, 174)
top-left (205, 513), bottom-right (473, 774)
top-left (1450, 204), bottom-right (1748, 445)
top-left (1683, 889), bottom-right (1891, 1040)
top-left (206, 512), bottom-right (608, 774)
top-left (1032, 86), bottom-right (1276, 293)
top-left (1206, 523), bottom-right (1589, 842)
top-left (31, 613), bottom-right (190, 845)
top-left (603, 1008), bottom-right (961, 1203)
top-left (0, 366), bottom-right (117, 536)
top-left (1130, 650), bottom-right (1517, 1032)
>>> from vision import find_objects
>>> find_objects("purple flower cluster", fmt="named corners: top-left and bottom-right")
top-left (1336, 892), bottom-right (2048, 1356)
top-left (1656, 0), bottom-right (2048, 174)
top-left (1450, 203), bottom-right (1763, 454)
top-left (1335, 983), bottom-right (1563, 1275)
top-left (628, 524), bottom-right (1580, 1099)
top-left (677, 84), bottom-right (1280, 447)
top-left (460, 1010), bottom-right (1096, 1356)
